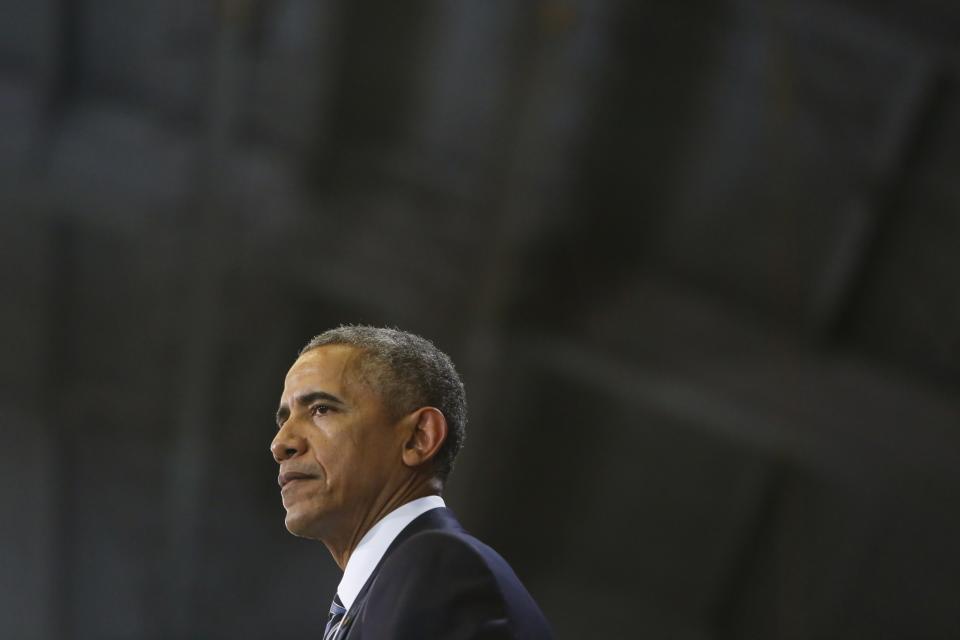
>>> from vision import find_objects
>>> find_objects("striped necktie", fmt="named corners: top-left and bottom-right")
top-left (323, 594), bottom-right (347, 640)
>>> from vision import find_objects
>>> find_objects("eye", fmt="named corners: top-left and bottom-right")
top-left (311, 404), bottom-right (332, 417)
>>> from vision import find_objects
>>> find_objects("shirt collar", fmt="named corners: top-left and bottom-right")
top-left (337, 495), bottom-right (445, 611)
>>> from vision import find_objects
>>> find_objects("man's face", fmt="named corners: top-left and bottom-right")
top-left (271, 345), bottom-right (406, 539)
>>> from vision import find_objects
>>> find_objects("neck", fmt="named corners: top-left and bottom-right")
top-left (323, 475), bottom-right (442, 570)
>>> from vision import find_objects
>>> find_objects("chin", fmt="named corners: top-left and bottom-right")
top-left (284, 505), bottom-right (325, 539)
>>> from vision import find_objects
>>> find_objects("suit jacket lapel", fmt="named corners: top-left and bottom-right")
top-left (340, 507), bottom-right (464, 638)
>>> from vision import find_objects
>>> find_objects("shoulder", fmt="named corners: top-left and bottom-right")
top-left (382, 527), bottom-right (536, 596)
top-left (388, 528), bottom-right (498, 571)
top-left (361, 529), bottom-right (552, 638)
top-left (375, 528), bottom-right (503, 594)
top-left (354, 530), bottom-right (510, 638)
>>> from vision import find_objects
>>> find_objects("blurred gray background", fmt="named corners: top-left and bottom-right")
top-left (1, 1), bottom-right (959, 638)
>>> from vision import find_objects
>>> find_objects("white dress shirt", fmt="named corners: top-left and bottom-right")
top-left (337, 495), bottom-right (446, 611)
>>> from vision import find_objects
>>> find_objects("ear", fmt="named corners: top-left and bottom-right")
top-left (401, 407), bottom-right (448, 469)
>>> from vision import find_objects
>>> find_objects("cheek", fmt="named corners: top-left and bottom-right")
top-left (303, 430), bottom-right (334, 476)
top-left (307, 429), bottom-right (357, 480)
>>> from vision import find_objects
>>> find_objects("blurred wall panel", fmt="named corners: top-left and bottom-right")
top-left (76, 1), bottom-right (214, 118)
top-left (658, 2), bottom-right (936, 327)
top-left (242, 0), bottom-right (340, 153)
top-left (0, 0), bottom-right (56, 75)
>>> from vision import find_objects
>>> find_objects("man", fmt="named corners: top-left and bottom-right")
top-left (270, 326), bottom-right (552, 639)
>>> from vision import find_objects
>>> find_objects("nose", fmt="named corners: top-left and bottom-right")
top-left (270, 425), bottom-right (306, 463)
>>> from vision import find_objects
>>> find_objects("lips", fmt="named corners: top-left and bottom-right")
top-left (278, 471), bottom-right (316, 488)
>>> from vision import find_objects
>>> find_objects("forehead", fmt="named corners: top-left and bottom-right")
top-left (282, 344), bottom-right (363, 398)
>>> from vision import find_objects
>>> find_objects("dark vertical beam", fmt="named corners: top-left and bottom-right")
top-left (812, 65), bottom-right (942, 337)
top-left (45, 0), bottom-right (83, 117)
top-left (449, 2), bottom-right (619, 510)
top-left (712, 466), bottom-right (788, 640)
top-left (16, 0), bottom-right (83, 178)
top-left (162, 1), bottom-right (250, 637)
top-left (308, 0), bottom-right (435, 187)
top-left (48, 218), bottom-right (80, 640)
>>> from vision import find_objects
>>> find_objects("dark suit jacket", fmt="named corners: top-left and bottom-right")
top-left (339, 507), bottom-right (552, 639)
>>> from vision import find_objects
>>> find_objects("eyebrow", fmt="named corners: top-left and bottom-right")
top-left (275, 390), bottom-right (346, 427)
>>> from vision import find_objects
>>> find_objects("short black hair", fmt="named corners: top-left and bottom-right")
top-left (300, 325), bottom-right (466, 482)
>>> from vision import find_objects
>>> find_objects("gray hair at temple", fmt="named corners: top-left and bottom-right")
top-left (300, 325), bottom-right (467, 482)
